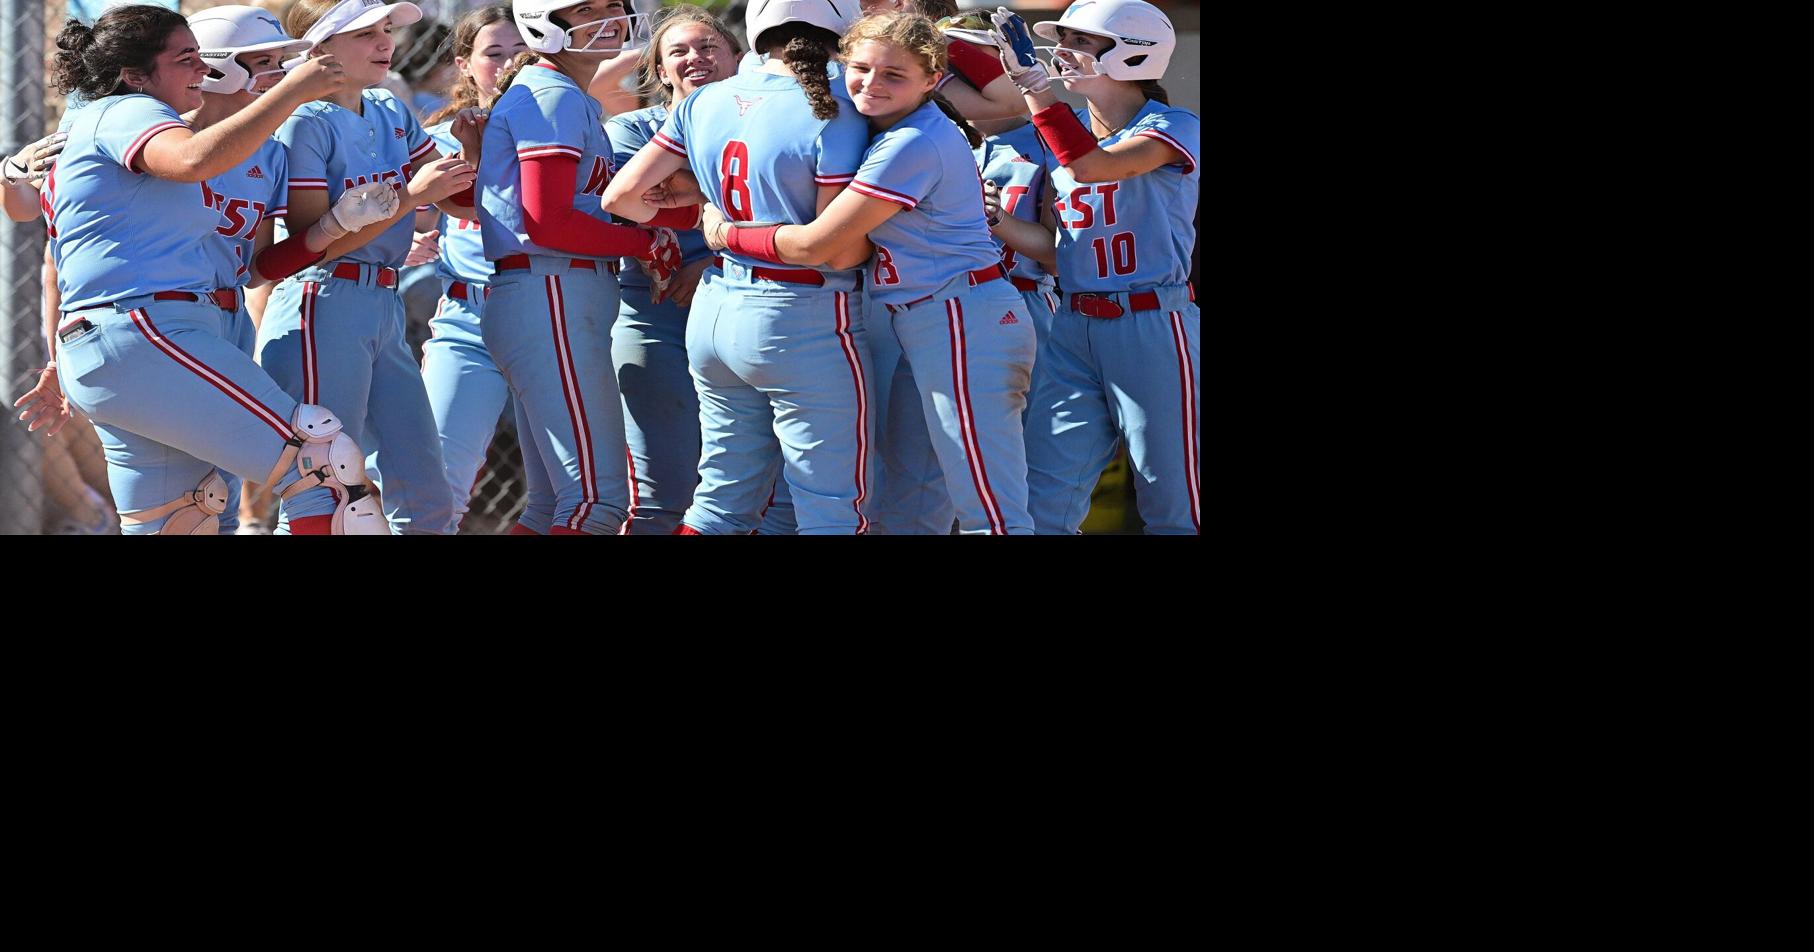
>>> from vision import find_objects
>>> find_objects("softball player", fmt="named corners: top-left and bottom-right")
top-left (602, 5), bottom-right (740, 534)
top-left (994, 0), bottom-right (1200, 534)
top-left (257, 0), bottom-right (480, 535)
top-left (477, 0), bottom-right (680, 535)
top-left (21, 5), bottom-right (386, 535)
top-left (603, 0), bottom-right (875, 535)
top-left (416, 4), bottom-right (526, 532)
top-left (694, 12), bottom-right (1039, 535)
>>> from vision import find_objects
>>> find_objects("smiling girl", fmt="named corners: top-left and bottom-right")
top-left (17, 3), bottom-right (385, 534)
top-left (415, 4), bottom-right (528, 532)
top-left (255, 0), bottom-right (481, 534)
top-left (695, 12), bottom-right (1039, 535)
top-left (475, 0), bottom-right (679, 535)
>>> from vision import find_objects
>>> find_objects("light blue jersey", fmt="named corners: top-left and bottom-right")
top-left (654, 70), bottom-right (868, 272)
top-left (204, 137), bottom-right (289, 288)
top-left (974, 120), bottom-right (1054, 288)
top-left (48, 94), bottom-right (220, 309)
top-left (736, 51), bottom-right (853, 102)
top-left (477, 63), bottom-right (617, 262)
top-left (277, 88), bottom-right (438, 268)
top-left (849, 101), bottom-right (1001, 307)
top-left (426, 120), bottom-right (491, 285)
top-left (1046, 100), bottom-right (1200, 293)
top-left (606, 104), bottom-right (713, 291)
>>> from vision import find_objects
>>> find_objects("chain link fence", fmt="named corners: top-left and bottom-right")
top-left (5, 0), bottom-right (1188, 534)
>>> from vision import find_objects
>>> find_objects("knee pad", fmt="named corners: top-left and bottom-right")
top-left (122, 470), bottom-right (229, 535)
top-left (270, 404), bottom-right (390, 535)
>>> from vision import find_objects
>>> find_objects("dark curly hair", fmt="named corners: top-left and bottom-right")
top-left (754, 22), bottom-right (840, 121)
top-left (51, 5), bottom-right (190, 102)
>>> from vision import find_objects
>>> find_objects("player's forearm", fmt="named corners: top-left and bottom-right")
top-left (993, 216), bottom-right (1057, 268)
top-left (943, 74), bottom-right (1030, 121)
top-left (167, 90), bottom-right (318, 182)
top-left (3, 182), bottom-right (41, 222)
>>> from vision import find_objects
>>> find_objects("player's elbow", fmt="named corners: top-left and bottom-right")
top-left (523, 209), bottom-right (563, 248)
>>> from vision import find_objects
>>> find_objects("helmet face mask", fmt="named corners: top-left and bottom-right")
top-left (516, 0), bottom-right (650, 55)
top-left (189, 4), bottom-right (311, 95)
top-left (1031, 0), bottom-right (1174, 82)
top-left (1037, 45), bottom-right (1100, 81)
top-left (563, 11), bottom-right (652, 53)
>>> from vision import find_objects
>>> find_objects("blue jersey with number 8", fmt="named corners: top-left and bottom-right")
top-left (654, 71), bottom-right (869, 273)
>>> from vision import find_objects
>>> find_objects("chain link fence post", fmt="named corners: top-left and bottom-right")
top-left (1, 0), bottom-right (47, 534)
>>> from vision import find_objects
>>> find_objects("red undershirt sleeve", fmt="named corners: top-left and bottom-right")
top-left (521, 152), bottom-right (654, 258)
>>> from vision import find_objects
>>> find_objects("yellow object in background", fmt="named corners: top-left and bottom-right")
top-left (1080, 452), bottom-right (1142, 534)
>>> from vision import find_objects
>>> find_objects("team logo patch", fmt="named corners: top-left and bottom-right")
top-left (1000, 312), bottom-right (1018, 325)
top-left (394, 127), bottom-right (406, 139)
top-left (247, 165), bottom-right (265, 178)
top-left (734, 95), bottom-right (764, 116)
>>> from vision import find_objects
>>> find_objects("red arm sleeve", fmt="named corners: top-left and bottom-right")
top-left (254, 230), bottom-right (326, 283)
top-left (646, 204), bottom-right (701, 229)
top-left (521, 153), bottom-right (655, 258)
top-left (946, 38), bottom-right (1007, 90)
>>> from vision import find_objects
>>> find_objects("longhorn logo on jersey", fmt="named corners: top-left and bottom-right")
top-left (734, 95), bottom-right (764, 116)
top-left (394, 127), bottom-right (407, 139)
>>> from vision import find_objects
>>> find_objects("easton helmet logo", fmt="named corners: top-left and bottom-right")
top-left (1120, 37), bottom-right (1158, 46)
top-left (200, 51), bottom-right (231, 60)
top-left (520, 10), bottom-right (544, 18)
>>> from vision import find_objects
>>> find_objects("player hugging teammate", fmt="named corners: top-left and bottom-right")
top-left (14, 0), bottom-right (1198, 536)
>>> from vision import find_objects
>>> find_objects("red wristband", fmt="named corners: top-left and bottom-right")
top-left (255, 233), bottom-right (326, 282)
top-left (647, 204), bottom-right (701, 229)
top-left (724, 223), bottom-right (784, 265)
top-left (1032, 101), bottom-right (1099, 167)
top-left (946, 38), bottom-right (1006, 90)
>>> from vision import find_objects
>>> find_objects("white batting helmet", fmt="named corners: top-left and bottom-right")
top-left (188, 5), bottom-right (311, 95)
top-left (745, 0), bottom-right (854, 53)
top-left (514, 0), bottom-right (650, 55)
top-left (1032, 0), bottom-right (1175, 82)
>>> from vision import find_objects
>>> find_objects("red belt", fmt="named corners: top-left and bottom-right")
top-left (153, 288), bottom-right (240, 310)
top-left (330, 262), bottom-right (398, 287)
top-left (494, 254), bottom-right (616, 275)
top-left (709, 256), bottom-right (825, 286)
top-left (886, 264), bottom-right (1010, 313)
top-left (1010, 275), bottom-right (1042, 292)
top-left (1069, 282), bottom-right (1195, 320)
top-left (447, 281), bottom-right (488, 301)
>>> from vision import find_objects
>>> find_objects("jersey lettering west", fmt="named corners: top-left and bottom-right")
top-left (655, 71), bottom-right (868, 273)
top-left (477, 64), bottom-right (617, 262)
top-left (1045, 100), bottom-right (1200, 293)
top-left (50, 94), bottom-right (222, 310)
top-left (276, 88), bottom-right (436, 268)
top-left (851, 101), bottom-right (1002, 307)
top-left (975, 121), bottom-right (1055, 289)
top-left (204, 137), bottom-right (289, 289)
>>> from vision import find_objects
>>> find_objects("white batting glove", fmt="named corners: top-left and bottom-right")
top-left (4, 132), bottom-right (68, 187)
top-left (990, 6), bottom-right (1051, 94)
top-left (319, 181), bottom-right (400, 239)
